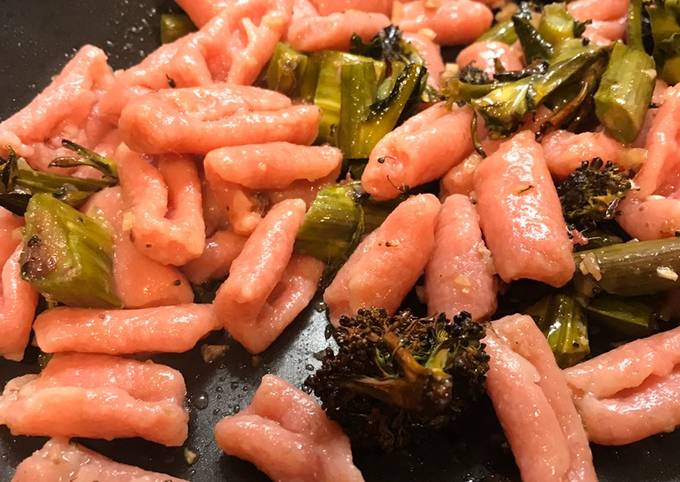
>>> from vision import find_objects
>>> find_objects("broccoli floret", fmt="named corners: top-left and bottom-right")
top-left (557, 157), bottom-right (633, 229)
top-left (304, 308), bottom-right (489, 451)
top-left (459, 64), bottom-right (492, 85)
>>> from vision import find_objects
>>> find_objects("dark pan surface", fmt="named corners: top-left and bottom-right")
top-left (1, 2), bottom-right (680, 480)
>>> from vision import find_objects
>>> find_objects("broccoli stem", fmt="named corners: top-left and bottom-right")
top-left (349, 330), bottom-right (450, 411)
top-left (0, 152), bottom-right (113, 215)
top-left (594, 0), bottom-right (655, 143)
top-left (538, 4), bottom-right (580, 46)
top-left (338, 60), bottom-right (378, 158)
top-left (574, 238), bottom-right (680, 297)
top-left (647, 4), bottom-right (680, 84)
top-left (346, 63), bottom-right (425, 158)
top-left (585, 294), bottom-right (657, 338)
top-left (51, 140), bottom-right (118, 180)
top-left (527, 294), bottom-right (590, 368)
top-left (266, 43), bottom-right (309, 98)
top-left (294, 182), bottom-right (394, 264)
top-left (20, 194), bottom-right (121, 308)
top-left (513, 4), bottom-right (554, 63)
top-left (160, 13), bottom-right (196, 44)
top-left (477, 19), bottom-right (518, 44)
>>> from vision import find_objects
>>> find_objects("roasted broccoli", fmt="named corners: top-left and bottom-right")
top-left (305, 308), bottom-right (489, 451)
top-left (557, 158), bottom-right (632, 229)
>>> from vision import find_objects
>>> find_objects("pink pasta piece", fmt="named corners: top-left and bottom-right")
top-left (583, 17), bottom-right (626, 45)
top-left (403, 32), bottom-right (445, 89)
top-left (310, 0), bottom-right (392, 15)
top-left (34, 304), bottom-right (218, 355)
top-left (474, 130), bottom-right (574, 287)
top-left (393, 0), bottom-right (493, 46)
top-left (99, 0), bottom-right (292, 121)
top-left (287, 0), bottom-right (390, 51)
top-left (183, 229), bottom-right (248, 284)
top-left (565, 325), bottom-right (680, 445)
top-left (84, 187), bottom-right (194, 308)
top-left (267, 168), bottom-right (340, 207)
top-left (567, 0), bottom-right (628, 21)
top-left (484, 314), bottom-right (597, 482)
top-left (541, 129), bottom-right (626, 179)
top-left (215, 375), bottom-right (364, 482)
top-left (204, 143), bottom-right (342, 190)
top-left (117, 145), bottom-right (205, 266)
top-left (204, 144), bottom-right (340, 235)
top-left (0, 45), bottom-right (115, 173)
top-left (176, 0), bottom-right (230, 26)
top-left (456, 40), bottom-right (523, 76)
top-left (362, 103), bottom-right (473, 200)
top-left (0, 354), bottom-right (188, 446)
top-left (440, 152), bottom-right (482, 197)
top-left (0, 245), bottom-right (39, 362)
top-left (424, 195), bottom-right (496, 320)
top-left (119, 83), bottom-right (320, 155)
top-left (12, 438), bottom-right (187, 482)
top-left (214, 199), bottom-right (323, 353)
top-left (618, 86), bottom-right (680, 239)
top-left (324, 194), bottom-right (440, 324)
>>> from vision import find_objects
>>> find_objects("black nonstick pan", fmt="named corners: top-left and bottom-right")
top-left (1, 1), bottom-right (680, 480)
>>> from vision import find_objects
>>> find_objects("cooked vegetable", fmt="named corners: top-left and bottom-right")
top-left (585, 294), bottom-right (659, 338)
top-left (338, 60), bottom-right (378, 158)
top-left (513, 3), bottom-right (554, 63)
top-left (0, 147), bottom-right (114, 215)
top-left (349, 25), bottom-right (414, 62)
top-left (50, 140), bottom-right (118, 180)
top-left (594, 0), bottom-right (655, 143)
top-left (557, 158), bottom-right (632, 229)
top-left (348, 63), bottom-right (426, 159)
top-left (160, 13), bottom-right (196, 44)
top-left (266, 42), bottom-right (310, 98)
top-left (305, 308), bottom-right (489, 450)
top-left (294, 182), bottom-right (394, 265)
top-left (538, 4), bottom-right (586, 46)
top-left (526, 293), bottom-right (590, 367)
top-left (20, 194), bottom-right (120, 308)
top-left (477, 19), bottom-right (517, 44)
top-left (647, 2), bottom-right (680, 83)
top-left (574, 237), bottom-right (680, 297)
top-left (471, 42), bottom-right (603, 137)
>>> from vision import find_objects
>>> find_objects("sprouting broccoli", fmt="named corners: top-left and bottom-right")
top-left (0, 142), bottom-right (116, 215)
top-left (349, 25), bottom-right (410, 62)
top-left (557, 158), bottom-right (632, 229)
top-left (305, 308), bottom-right (489, 451)
top-left (459, 64), bottom-right (492, 85)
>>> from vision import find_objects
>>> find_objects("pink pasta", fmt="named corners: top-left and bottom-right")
top-left (119, 83), bottom-right (320, 155)
top-left (484, 315), bottom-right (597, 482)
top-left (565, 325), bottom-right (680, 445)
top-left (214, 199), bottom-right (323, 353)
top-left (84, 187), bottom-right (194, 308)
top-left (324, 194), bottom-right (440, 324)
top-left (287, 0), bottom-right (390, 51)
top-left (424, 194), bottom-right (497, 320)
top-left (34, 304), bottom-right (218, 355)
top-left (474, 130), bottom-right (575, 287)
top-left (393, 0), bottom-right (493, 46)
top-left (0, 354), bottom-right (188, 446)
top-left (13, 438), bottom-right (187, 482)
top-left (215, 375), bottom-right (364, 482)
top-left (362, 103), bottom-right (473, 200)
top-left (117, 144), bottom-right (205, 266)
top-left (0, 45), bottom-right (114, 173)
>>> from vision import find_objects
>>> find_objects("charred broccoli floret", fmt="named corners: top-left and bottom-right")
top-left (305, 308), bottom-right (489, 451)
top-left (557, 158), bottom-right (633, 229)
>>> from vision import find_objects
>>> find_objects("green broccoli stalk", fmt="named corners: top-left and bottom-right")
top-left (305, 309), bottom-right (489, 451)
top-left (557, 158), bottom-right (633, 229)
